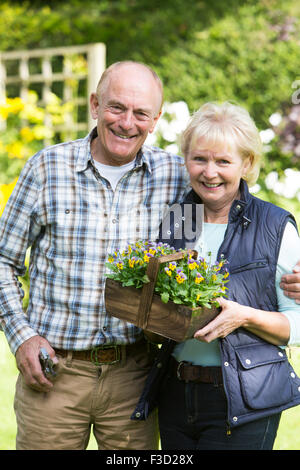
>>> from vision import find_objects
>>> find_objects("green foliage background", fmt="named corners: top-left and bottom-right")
top-left (1, 0), bottom-right (300, 221)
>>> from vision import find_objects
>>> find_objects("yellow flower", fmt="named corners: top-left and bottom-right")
top-left (6, 141), bottom-right (25, 159)
top-left (195, 276), bottom-right (204, 284)
top-left (149, 248), bottom-right (156, 255)
top-left (188, 262), bottom-right (197, 270)
top-left (212, 274), bottom-right (217, 282)
top-left (0, 97), bottom-right (24, 120)
top-left (0, 178), bottom-right (18, 216)
top-left (144, 254), bottom-right (150, 263)
top-left (20, 126), bottom-right (35, 143)
top-left (224, 272), bottom-right (229, 279)
top-left (176, 274), bottom-right (186, 284)
top-left (128, 259), bottom-right (135, 268)
top-left (168, 262), bottom-right (176, 271)
top-left (116, 262), bottom-right (124, 270)
top-left (196, 294), bottom-right (201, 301)
top-left (108, 256), bottom-right (114, 263)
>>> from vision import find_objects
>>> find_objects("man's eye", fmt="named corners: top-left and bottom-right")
top-left (136, 111), bottom-right (150, 120)
top-left (110, 105), bottom-right (123, 112)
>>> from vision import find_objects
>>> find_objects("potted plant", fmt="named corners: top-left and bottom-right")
top-left (104, 241), bottom-right (229, 342)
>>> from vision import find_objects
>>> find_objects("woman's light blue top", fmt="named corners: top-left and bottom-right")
top-left (172, 222), bottom-right (300, 366)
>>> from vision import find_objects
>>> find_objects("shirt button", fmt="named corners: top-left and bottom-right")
top-left (156, 362), bottom-right (163, 368)
top-left (112, 219), bottom-right (117, 224)
top-left (278, 352), bottom-right (284, 357)
top-left (245, 359), bottom-right (251, 365)
top-left (224, 362), bottom-right (229, 367)
top-left (65, 209), bottom-right (70, 214)
top-left (135, 412), bottom-right (141, 418)
top-left (175, 223), bottom-right (179, 228)
top-left (233, 417), bottom-right (238, 422)
top-left (236, 205), bottom-right (241, 211)
top-left (103, 326), bottom-right (107, 332)
top-left (291, 372), bottom-right (296, 378)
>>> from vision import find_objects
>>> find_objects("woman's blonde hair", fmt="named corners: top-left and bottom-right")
top-left (181, 101), bottom-right (262, 186)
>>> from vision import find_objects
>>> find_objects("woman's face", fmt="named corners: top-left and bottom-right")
top-left (185, 139), bottom-right (250, 213)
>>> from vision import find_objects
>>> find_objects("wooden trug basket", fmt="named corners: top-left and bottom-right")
top-left (104, 250), bottom-right (220, 342)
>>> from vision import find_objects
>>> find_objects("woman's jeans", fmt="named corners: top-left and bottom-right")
top-left (158, 372), bottom-right (281, 450)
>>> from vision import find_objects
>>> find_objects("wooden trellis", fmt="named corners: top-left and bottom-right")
top-left (0, 43), bottom-right (106, 141)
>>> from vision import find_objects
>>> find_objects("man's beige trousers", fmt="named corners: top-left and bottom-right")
top-left (14, 346), bottom-right (159, 450)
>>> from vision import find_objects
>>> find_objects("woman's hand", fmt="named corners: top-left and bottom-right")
top-left (194, 297), bottom-right (246, 343)
top-left (194, 297), bottom-right (290, 346)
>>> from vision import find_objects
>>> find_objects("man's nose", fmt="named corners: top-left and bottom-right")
top-left (119, 111), bottom-right (134, 130)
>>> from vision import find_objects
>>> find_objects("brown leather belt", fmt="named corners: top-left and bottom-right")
top-left (170, 356), bottom-right (223, 385)
top-left (54, 339), bottom-right (146, 366)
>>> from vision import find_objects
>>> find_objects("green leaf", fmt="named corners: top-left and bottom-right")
top-left (161, 292), bottom-right (170, 303)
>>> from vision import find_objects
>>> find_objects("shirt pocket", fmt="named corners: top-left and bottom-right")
top-left (235, 343), bottom-right (294, 410)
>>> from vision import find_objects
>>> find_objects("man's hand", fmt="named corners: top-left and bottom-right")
top-left (280, 261), bottom-right (300, 304)
top-left (15, 336), bottom-right (58, 392)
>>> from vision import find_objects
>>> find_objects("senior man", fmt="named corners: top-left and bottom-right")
top-left (0, 61), bottom-right (188, 450)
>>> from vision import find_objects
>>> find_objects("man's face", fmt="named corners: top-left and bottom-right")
top-left (90, 66), bottom-right (162, 165)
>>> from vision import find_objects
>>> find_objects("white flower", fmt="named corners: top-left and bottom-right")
top-left (269, 113), bottom-right (282, 127)
top-left (265, 169), bottom-right (300, 199)
top-left (260, 129), bottom-right (275, 144)
top-left (165, 143), bottom-right (179, 154)
top-left (249, 184), bottom-right (261, 194)
top-left (265, 171), bottom-right (278, 189)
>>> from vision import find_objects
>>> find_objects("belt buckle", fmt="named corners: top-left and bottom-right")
top-left (176, 361), bottom-right (188, 381)
top-left (90, 345), bottom-right (120, 366)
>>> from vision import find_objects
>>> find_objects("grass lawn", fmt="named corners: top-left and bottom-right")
top-left (1, 333), bottom-right (300, 450)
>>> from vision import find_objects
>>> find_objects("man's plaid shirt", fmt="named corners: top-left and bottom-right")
top-left (0, 130), bottom-right (189, 354)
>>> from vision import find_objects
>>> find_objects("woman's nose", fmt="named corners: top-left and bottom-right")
top-left (203, 162), bottom-right (218, 179)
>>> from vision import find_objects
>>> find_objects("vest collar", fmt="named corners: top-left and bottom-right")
top-left (184, 179), bottom-right (251, 224)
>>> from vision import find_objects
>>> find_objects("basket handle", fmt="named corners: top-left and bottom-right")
top-left (136, 249), bottom-right (198, 329)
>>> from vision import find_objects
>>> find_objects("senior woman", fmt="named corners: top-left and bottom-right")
top-left (132, 102), bottom-right (300, 450)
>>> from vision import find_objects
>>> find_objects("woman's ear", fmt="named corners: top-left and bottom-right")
top-left (242, 154), bottom-right (253, 178)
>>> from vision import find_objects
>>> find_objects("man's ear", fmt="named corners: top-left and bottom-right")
top-left (90, 93), bottom-right (100, 120)
top-left (149, 109), bottom-right (162, 134)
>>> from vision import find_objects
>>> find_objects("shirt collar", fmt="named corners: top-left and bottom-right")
top-left (75, 127), bottom-right (152, 173)
top-left (75, 127), bottom-right (97, 172)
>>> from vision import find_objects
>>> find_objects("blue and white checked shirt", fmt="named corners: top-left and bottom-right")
top-left (0, 129), bottom-right (189, 354)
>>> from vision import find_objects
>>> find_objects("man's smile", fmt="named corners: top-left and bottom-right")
top-left (110, 129), bottom-right (137, 140)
